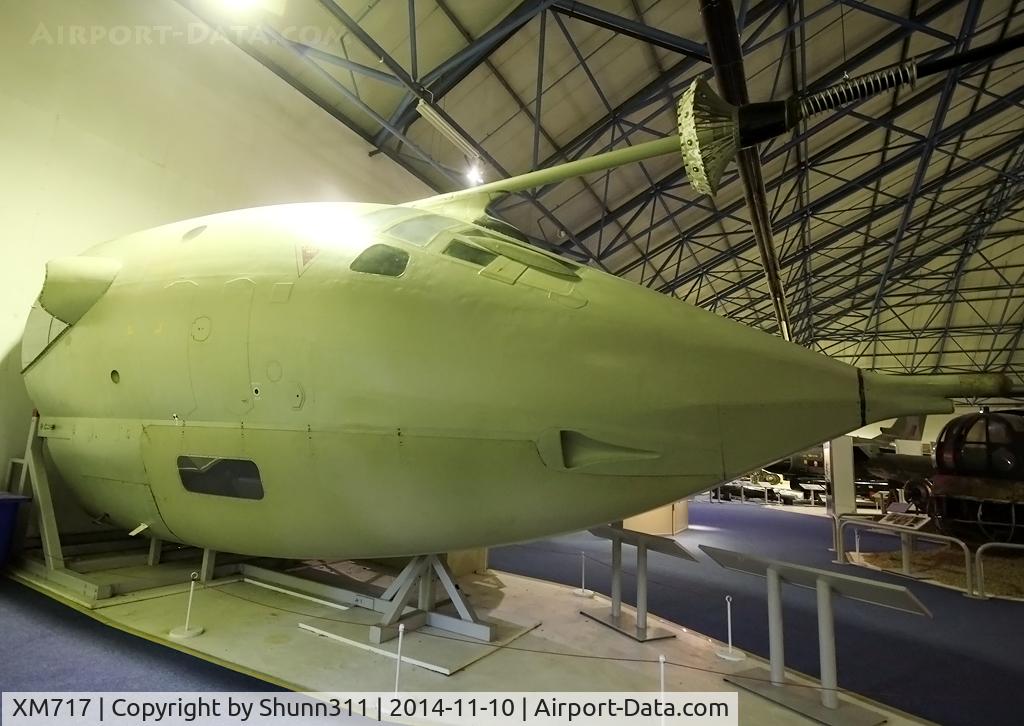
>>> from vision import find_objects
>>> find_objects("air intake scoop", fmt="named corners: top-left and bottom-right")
top-left (39, 256), bottom-right (121, 325)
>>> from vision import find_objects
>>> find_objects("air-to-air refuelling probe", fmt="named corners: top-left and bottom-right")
top-left (21, 58), bottom-right (1023, 561)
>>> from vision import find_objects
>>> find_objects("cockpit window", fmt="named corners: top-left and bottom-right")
top-left (473, 215), bottom-right (532, 245)
top-left (444, 239), bottom-right (497, 267)
top-left (351, 244), bottom-right (409, 277)
top-left (471, 217), bottom-right (580, 271)
top-left (464, 233), bottom-right (580, 280)
top-left (361, 206), bottom-right (419, 230)
top-left (385, 214), bottom-right (465, 247)
top-left (989, 420), bottom-right (1012, 444)
top-left (966, 418), bottom-right (987, 443)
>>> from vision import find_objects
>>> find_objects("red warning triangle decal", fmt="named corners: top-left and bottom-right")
top-left (297, 244), bottom-right (320, 275)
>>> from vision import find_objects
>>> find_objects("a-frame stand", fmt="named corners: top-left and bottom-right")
top-left (6, 412), bottom-right (113, 601)
top-left (12, 412), bottom-right (65, 570)
top-left (7, 413), bottom-right (226, 602)
top-left (370, 554), bottom-right (494, 644)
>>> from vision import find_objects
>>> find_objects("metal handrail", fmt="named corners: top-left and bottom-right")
top-left (835, 516), bottom-right (978, 598)
top-left (974, 541), bottom-right (1024, 599)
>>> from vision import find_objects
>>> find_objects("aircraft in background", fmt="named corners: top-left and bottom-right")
top-left (763, 415), bottom-right (933, 499)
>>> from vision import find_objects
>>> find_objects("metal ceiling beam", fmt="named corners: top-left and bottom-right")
top-left (723, 193), bottom-right (1022, 340)
top-left (794, 171), bottom-right (1024, 332)
top-left (280, 40), bottom-right (404, 86)
top-left (261, 24), bottom-right (460, 188)
top-left (720, 131), bottom-right (1024, 324)
top-left (544, 10), bottom-right (675, 287)
top-left (495, 2), bottom-right (807, 230)
top-left (999, 316), bottom-right (1024, 373)
top-left (408, 0), bottom-right (419, 80)
top-left (171, 0), bottom-right (444, 193)
top-left (699, 0), bottom-right (792, 340)
top-left (317, 0), bottom-right (613, 270)
top-left (859, 1), bottom-right (982, 360)
top-left (499, 0), bottom-right (782, 202)
top-left (844, 0), bottom-right (919, 329)
top-left (783, 0), bottom-right (815, 344)
top-left (926, 4), bottom-right (1021, 370)
top-left (375, 0), bottom-right (550, 147)
top-left (433, 0), bottom-right (588, 177)
top-left (660, 80), bottom-right (1024, 297)
top-left (901, 147), bottom-right (1024, 366)
top-left (896, 2), bottom-right (1020, 276)
top-left (429, 0), bottom-right (659, 274)
top-left (819, 325), bottom-right (1024, 338)
top-left (549, 0), bottom-right (709, 61)
top-left (595, 0), bottom-right (965, 271)
top-left (834, 0), bottom-right (956, 42)
top-left (806, 0), bottom-right (963, 93)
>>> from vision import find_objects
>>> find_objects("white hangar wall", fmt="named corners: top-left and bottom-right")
top-left (0, 0), bottom-right (431, 472)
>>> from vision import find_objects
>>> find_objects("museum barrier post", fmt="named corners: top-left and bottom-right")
top-left (816, 578), bottom-right (838, 710)
top-left (658, 654), bottom-right (667, 726)
top-left (715, 595), bottom-right (746, 662)
top-left (900, 533), bottom-right (913, 575)
top-left (573, 551), bottom-right (594, 598)
top-left (169, 571), bottom-right (205, 640)
top-left (394, 623), bottom-right (405, 693)
top-left (836, 517), bottom-right (978, 597)
top-left (766, 567), bottom-right (785, 685)
top-left (974, 542), bottom-right (1024, 599)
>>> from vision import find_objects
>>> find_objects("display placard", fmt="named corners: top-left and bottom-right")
top-left (878, 512), bottom-right (931, 530)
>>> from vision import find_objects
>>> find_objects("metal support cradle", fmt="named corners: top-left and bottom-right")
top-left (370, 553), bottom-right (494, 644)
top-left (12, 413), bottom-right (65, 569)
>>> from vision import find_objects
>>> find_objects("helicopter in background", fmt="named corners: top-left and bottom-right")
top-left (907, 408), bottom-right (1024, 543)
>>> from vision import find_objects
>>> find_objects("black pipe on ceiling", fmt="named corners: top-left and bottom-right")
top-left (698, 0), bottom-right (793, 342)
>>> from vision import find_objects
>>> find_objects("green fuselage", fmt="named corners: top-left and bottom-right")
top-left (22, 202), bottom-right (926, 558)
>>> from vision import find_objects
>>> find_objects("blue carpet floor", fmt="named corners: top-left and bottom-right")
top-left (0, 578), bottom-right (279, 692)
top-left (491, 501), bottom-right (1024, 726)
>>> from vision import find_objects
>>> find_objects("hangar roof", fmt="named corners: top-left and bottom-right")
top-left (180, 0), bottom-right (1024, 390)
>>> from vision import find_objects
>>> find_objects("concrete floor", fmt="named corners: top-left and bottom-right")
top-left (11, 560), bottom-right (928, 726)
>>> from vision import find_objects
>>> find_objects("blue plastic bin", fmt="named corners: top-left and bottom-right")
top-left (0, 492), bottom-right (30, 567)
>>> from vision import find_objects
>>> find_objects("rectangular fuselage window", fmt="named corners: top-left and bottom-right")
top-left (444, 239), bottom-right (497, 267)
top-left (350, 243), bottom-right (409, 277)
top-left (177, 456), bottom-right (264, 500)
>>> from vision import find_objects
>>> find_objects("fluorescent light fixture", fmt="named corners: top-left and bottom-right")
top-left (416, 100), bottom-right (480, 160)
